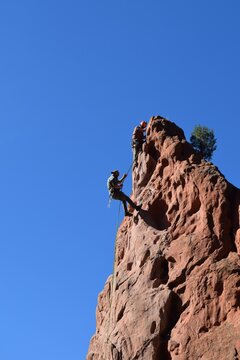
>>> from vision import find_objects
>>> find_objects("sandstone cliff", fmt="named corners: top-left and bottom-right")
top-left (87, 116), bottom-right (240, 360)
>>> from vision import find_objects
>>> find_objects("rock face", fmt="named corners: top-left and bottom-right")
top-left (87, 116), bottom-right (240, 360)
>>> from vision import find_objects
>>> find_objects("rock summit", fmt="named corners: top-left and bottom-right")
top-left (87, 116), bottom-right (240, 360)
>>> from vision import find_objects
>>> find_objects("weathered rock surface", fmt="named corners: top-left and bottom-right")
top-left (87, 116), bottom-right (240, 360)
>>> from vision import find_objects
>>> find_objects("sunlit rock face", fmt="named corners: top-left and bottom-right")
top-left (87, 116), bottom-right (240, 360)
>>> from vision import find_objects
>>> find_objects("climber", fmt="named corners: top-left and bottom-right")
top-left (107, 170), bottom-right (142, 217)
top-left (132, 121), bottom-right (147, 164)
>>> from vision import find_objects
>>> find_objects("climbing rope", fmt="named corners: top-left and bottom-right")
top-left (113, 201), bottom-right (121, 275)
top-left (106, 159), bottom-right (135, 338)
top-left (108, 158), bottom-right (135, 279)
top-left (126, 158), bottom-right (135, 176)
top-left (106, 201), bottom-right (121, 340)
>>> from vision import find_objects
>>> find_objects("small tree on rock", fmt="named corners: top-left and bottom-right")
top-left (190, 125), bottom-right (217, 161)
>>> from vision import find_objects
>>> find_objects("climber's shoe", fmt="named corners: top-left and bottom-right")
top-left (125, 212), bottom-right (133, 217)
top-left (136, 204), bottom-right (142, 211)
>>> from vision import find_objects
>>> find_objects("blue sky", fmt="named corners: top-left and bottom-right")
top-left (0, 1), bottom-right (239, 359)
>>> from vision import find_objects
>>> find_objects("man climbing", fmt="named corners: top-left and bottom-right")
top-left (107, 170), bottom-right (142, 217)
top-left (132, 121), bottom-right (147, 165)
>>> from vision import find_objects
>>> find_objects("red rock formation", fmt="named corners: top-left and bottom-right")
top-left (87, 116), bottom-right (240, 360)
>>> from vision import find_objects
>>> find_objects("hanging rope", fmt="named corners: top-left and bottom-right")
top-left (126, 158), bottom-right (135, 176)
top-left (106, 201), bottom-right (121, 339)
top-left (112, 201), bottom-right (121, 275)
top-left (106, 160), bottom-right (135, 339)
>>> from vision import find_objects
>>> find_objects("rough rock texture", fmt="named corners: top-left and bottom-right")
top-left (87, 116), bottom-right (240, 360)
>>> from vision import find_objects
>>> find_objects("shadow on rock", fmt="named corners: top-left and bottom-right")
top-left (139, 208), bottom-right (170, 231)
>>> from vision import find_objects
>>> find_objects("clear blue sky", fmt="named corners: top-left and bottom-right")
top-left (0, 1), bottom-right (239, 359)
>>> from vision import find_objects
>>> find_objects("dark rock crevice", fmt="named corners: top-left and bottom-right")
top-left (111, 343), bottom-right (123, 360)
top-left (152, 292), bottom-right (182, 360)
top-left (145, 199), bottom-right (170, 231)
top-left (150, 255), bottom-right (169, 286)
top-left (146, 140), bottom-right (160, 162)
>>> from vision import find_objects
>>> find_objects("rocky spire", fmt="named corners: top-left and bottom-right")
top-left (87, 116), bottom-right (240, 360)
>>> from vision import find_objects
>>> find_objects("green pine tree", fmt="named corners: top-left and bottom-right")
top-left (190, 125), bottom-right (217, 161)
